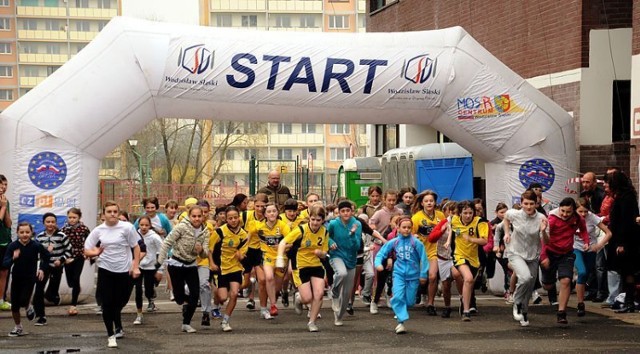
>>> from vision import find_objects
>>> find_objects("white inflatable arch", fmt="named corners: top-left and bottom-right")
top-left (0, 17), bottom-right (575, 302)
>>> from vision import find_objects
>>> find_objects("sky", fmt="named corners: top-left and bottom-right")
top-left (121, 0), bottom-right (200, 25)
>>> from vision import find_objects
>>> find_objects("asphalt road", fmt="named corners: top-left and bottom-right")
top-left (1, 290), bottom-right (639, 353)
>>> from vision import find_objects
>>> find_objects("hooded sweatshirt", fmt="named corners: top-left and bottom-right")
top-left (542, 208), bottom-right (588, 260)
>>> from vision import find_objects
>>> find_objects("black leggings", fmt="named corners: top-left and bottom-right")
top-left (373, 269), bottom-right (391, 303)
top-left (64, 257), bottom-right (85, 306)
top-left (167, 265), bottom-right (199, 325)
top-left (34, 266), bottom-right (63, 317)
top-left (134, 269), bottom-right (157, 309)
top-left (97, 268), bottom-right (130, 336)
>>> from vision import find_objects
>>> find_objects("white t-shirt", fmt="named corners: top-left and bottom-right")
top-left (574, 212), bottom-right (602, 251)
top-left (84, 220), bottom-right (139, 273)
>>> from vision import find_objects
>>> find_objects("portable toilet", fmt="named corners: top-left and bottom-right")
top-left (336, 157), bottom-right (382, 207)
top-left (412, 143), bottom-right (474, 200)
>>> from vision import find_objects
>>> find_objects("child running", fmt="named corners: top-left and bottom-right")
top-left (61, 208), bottom-right (91, 316)
top-left (375, 216), bottom-right (428, 334)
top-left (277, 204), bottom-right (329, 332)
top-left (3, 222), bottom-right (50, 337)
top-left (210, 206), bottom-right (249, 332)
top-left (133, 215), bottom-right (163, 325)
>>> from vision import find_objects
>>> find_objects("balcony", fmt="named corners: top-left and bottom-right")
top-left (17, 29), bottom-right (67, 40)
top-left (19, 76), bottom-right (46, 87)
top-left (17, 6), bottom-right (66, 17)
top-left (19, 53), bottom-right (69, 64)
top-left (268, 0), bottom-right (322, 13)
top-left (69, 30), bottom-right (99, 41)
top-left (212, 133), bottom-right (268, 146)
top-left (270, 133), bottom-right (324, 145)
top-left (69, 8), bottom-right (117, 19)
top-left (269, 26), bottom-right (322, 32)
top-left (211, 0), bottom-right (267, 11)
top-left (219, 158), bottom-right (325, 173)
top-left (358, 0), bottom-right (366, 12)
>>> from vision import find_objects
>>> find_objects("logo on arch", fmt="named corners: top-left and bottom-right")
top-left (403, 54), bottom-right (437, 84)
top-left (179, 44), bottom-right (214, 74)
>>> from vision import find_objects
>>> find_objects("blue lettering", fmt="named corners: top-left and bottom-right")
top-left (359, 59), bottom-right (388, 94)
top-left (321, 58), bottom-right (354, 93)
top-left (263, 55), bottom-right (291, 90)
top-left (283, 57), bottom-right (317, 92)
top-left (226, 53), bottom-right (257, 89)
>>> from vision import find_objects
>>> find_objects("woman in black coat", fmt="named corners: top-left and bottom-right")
top-left (606, 171), bottom-right (640, 313)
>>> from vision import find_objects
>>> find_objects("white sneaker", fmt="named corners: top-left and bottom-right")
top-left (181, 324), bottom-right (197, 333)
top-left (370, 302), bottom-right (379, 315)
top-left (418, 295), bottom-right (428, 307)
top-left (506, 293), bottom-right (515, 304)
top-left (512, 304), bottom-right (523, 321)
top-left (307, 311), bottom-right (321, 319)
top-left (169, 291), bottom-right (175, 301)
top-left (294, 292), bottom-right (303, 315)
top-left (221, 321), bottom-right (232, 332)
top-left (520, 313), bottom-right (529, 327)
top-left (107, 335), bottom-right (117, 348)
top-left (133, 315), bottom-right (143, 325)
top-left (333, 312), bottom-right (343, 326)
top-left (395, 323), bottom-right (406, 334)
top-left (331, 296), bottom-right (340, 313)
top-left (308, 322), bottom-right (319, 332)
top-left (260, 309), bottom-right (273, 320)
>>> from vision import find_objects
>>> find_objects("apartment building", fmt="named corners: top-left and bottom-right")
top-left (200, 0), bottom-right (368, 199)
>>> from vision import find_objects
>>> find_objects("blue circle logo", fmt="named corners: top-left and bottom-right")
top-left (519, 158), bottom-right (555, 191)
top-left (28, 152), bottom-right (67, 190)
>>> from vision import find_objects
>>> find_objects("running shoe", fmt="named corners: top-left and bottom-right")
top-left (362, 295), bottom-right (371, 305)
top-left (520, 313), bottom-right (530, 327)
top-left (532, 291), bottom-right (542, 305)
top-left (181, 324), bottom-right (197, 333)
top-left (211, 308), bottom-right (222, 319)
top-left (556, 310), bottom-right (568, 324)
top-left (513, 303), bottom-right (523, 321)
top-left (346, 303), bottom-right (354, 315)
top-left (147, 301), bottom-right (158, 312)
top-left (115, 328), bottom-right (124, 338)
top-left (221, 321), bottom-right (232, 332)
top-left (35, 317), bottom-right (47, 326)
top-left (282, 292), bottom-right (289, 308)
top-left (246, 299), bottom-right (255, 311)
top-left (331, 296), bottom-right (340, 313)
top-left (333, 312), bottom-right (343, 327)
top-left (462, 311), bottom-right (471, 322)
top-left (107, 335), bottom-right (117, 348)
top-left (294, 292), bottom-right (303, 315)
top-left (8, 326), bottom-right (25, 337)
top-left (0, 301), bottom-right (12, 311)
top-left (395, 323), bottom-right (406, 334)
top-left (426, 305), bottom-right (437, 316)
top-left (441, 307), bottom-right (452, 318)
top-left (307, 311), bottom-right (322, 319)
top-left (133, 315), bottom-right (143, 325)
top-left (260, 309), bottom-right (273, 320)
top-left (26, 306), bottom-right (35, 321)
top-left (577, 302), bottom-right (586, 317)
top-left (307, 322), bottom-right (319, 332)
top-left (201, 313), bottom-right (210, 326)
top-left (370, 301), bottom-right (379, 315)
top-left (269, 304), bottom-right (278, 317)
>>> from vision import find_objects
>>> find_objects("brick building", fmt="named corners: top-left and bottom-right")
top-left (367, 0), bottom-right (637, 189)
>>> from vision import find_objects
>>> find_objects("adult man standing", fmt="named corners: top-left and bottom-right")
top-left (580, 171), bottom-right (607, 302)
top-left (258, 170), bottom-right (292, 212)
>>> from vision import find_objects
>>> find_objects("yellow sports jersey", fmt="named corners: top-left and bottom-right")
top-left (242, 210), bottom-right (265, 249)
top-left (450, 215), bottom-right (488, 268)
top-left (254, 219), bottom-right (291, 264)
top-left (412, 210), bottom-right (446, 260)
top-left (197, 220), bottom-right (216, 267)
top-left (280, 212), bottom-right (305, 230)
top-left (210, 224), bottom-right (249, 275)
top-left (299, 209), bottom-right (309, 221)
top-left (283, 224), bottom-right (328, 269)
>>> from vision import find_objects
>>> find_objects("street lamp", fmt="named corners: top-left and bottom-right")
top-left (128, 139), bottom-right (156, 199)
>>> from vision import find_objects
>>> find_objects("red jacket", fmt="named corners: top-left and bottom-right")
top-left (541, 210), bottom-right (588, 260)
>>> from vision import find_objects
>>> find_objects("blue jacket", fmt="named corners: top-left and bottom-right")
top-left (375, 235), bottom-right (428, 281)
top-left (327, 216), bottom-right (362, 270)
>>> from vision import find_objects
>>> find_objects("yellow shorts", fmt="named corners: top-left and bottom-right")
top-left (292, 269), bottom-right (301, 288)
top-left (263, 254), bottom-right (287, 278)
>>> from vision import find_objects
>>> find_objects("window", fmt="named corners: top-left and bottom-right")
top-left (330, 124), bottom-right (350, 134)
top-left (23, 66), bottom-right (39, 77)
top-left (76, 21), bottom-right (91, 32)
top-left (101, 157), bottom-right (116, 170)
top-left (46, 65), bottom-right (60, 76)
top-left (75, 0), bottom-right (89, 8)
top-left (46, 44), bottom-right (60, 55)
top-left (98, 21), bottom-right (108, 31)
top-left (0, 66), bottom-right (12, 77)
top-left (299, 15), bottom-right (316, 28)
top-left (22, 19), bottom-right (37, 30)
top-left (44, 0), bottom-right (59, 7)
top-left (374, 124), bottom-right (398, 156)
top-left (0, 0), bottom-right (9, 7)
top-left (358, 15), bottom-right (366, 28)
top-left (241, 15), bottom-right (257, 28)
top-left (0, 18), bottom-right (10, 31)
top-left (20, 0), bottom-right (38, 5)
top-left (275, 15), bottom-right (291, 28)
top-left (612, 80), bottom-right (631, 142)
top-left (74, 43), bottom-right (86, 54)
top-left (225, 149), bottom-right (234, 160)
top-left (330, 148), bottom-right (349, 161)
top-left (0, 43), bottom-right (11, 54)
top-left (277, 123), bottom-right (292, 134)
top-left (244, 149), bottom-right (257, 160)
top-left (45, 20), bottom-right (60, 31)
top-left (97, 0), bottom-right (111, 9)
top-left (301, 123), bottom-right (316, 133)
top-left (328, 15), bottom-right (348, 29)
top-left (370, 0), bottom-right (398, 13)
top-left (302, 148), bottom-right (317, 159)
top-left (277, 149), bottom-right (292, 160)
top-left (21, 43), bottom-right (37, 54)
top-left (216, 14), bottom-right (232, 27)
top-left (0, 89), bottom-right (13, 101)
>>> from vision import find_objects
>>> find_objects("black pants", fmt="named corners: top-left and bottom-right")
top-left (97, 268), bottom-right (130, 336)
top-left (134, 269), bottom-right (157, 309)
top-left (34, 266), bottom-right (63, 317)
top-left (10, 276), bottom-right (35, 312)
top-left (64, 257), bottom-right (85, 306)
top-left (373, 269), bottom-right (391, 303)
top-left (167, 265), bottom-right (199, 325)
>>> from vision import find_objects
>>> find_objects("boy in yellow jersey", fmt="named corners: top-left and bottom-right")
top-left (299, 192), bottom-right (321, 221)
top-left (411, 190), bottom-right (445, 315)
top-left (240, 193), bottom-right (268, 311)
top-left (446, 200), bottom-right (488, 321)
top-left (252, 203), bottom-right (290, 319)
top-left (276, 204), bottom-right (328, 332)
top-left (279, 198), bottom-right (305, 308)
top-left (195, 200), bottom-right (217, 326)
top-left (210, 206), bottom-right (249, 332)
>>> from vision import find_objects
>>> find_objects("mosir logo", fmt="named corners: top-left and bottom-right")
top-left (403, 54), bottom-right (437, 84)
top-left (179, 44), bottom-right (214, 74)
